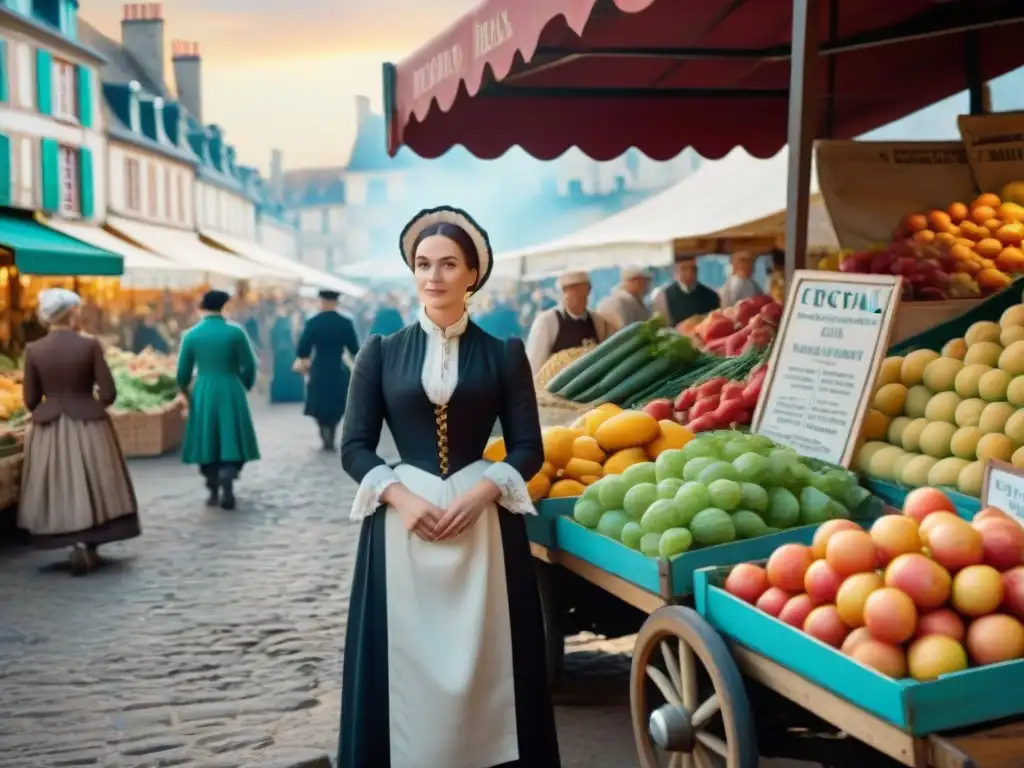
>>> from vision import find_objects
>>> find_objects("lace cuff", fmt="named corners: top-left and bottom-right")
top-left (350, 465), bottom-right (401, 521)
top-left (485, 462), bottom-right (537, 516)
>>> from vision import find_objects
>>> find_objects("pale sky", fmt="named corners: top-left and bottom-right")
top-left (83, 0), bottom-right (479, 172)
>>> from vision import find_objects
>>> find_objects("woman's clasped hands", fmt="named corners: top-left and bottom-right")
top-left (390, 480), bottom-right (501, 542)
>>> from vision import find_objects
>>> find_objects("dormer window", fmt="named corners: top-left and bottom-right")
top-left (52, 58), bottom-right (77, 121)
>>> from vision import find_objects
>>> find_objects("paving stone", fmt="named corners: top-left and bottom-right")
top-left (0, 400), bottom-right (805, 768)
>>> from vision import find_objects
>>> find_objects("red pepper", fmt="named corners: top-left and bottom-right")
top-left (697, 377), bottom-right (728, 397)
top-left (689, 396), bottom-right (720, 420)
top-left (703, 318), bottom-right (738, 342)
top-left (720, 381), bottom-right (747, 402)
top-left (713, 397), bottom-right (747, 425)
top-left (674, 387), bottom-right (698, 411)
top-left (741, 381), bottom-right (763, 409)
top-left (725, 326), bottom-right (754, 356)
top-left (686, 415), bottom-right (717, 433)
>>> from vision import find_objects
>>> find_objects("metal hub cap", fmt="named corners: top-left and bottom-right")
top-left (648, 703), bottom-right (695, 752)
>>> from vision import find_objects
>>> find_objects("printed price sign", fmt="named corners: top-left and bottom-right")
top-left (752, 271), bottom-right (903, 467)
top-left (982, 460), bottom-right (1024, 526)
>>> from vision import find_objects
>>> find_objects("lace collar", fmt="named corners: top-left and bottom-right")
top-left (417, 306), bottom-right (470, 340)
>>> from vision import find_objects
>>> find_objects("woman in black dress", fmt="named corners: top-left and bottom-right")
top-left (338, 207), bottom-right (561, 767)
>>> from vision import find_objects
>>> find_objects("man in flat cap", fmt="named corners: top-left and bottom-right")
top-left (293, 289), bottom-right (360, 451)
top-left (525, 269), bottom-right (616, 376)
top-left (597, 265), bottom-right (652, 328)
top-left (177, 290), bottom-right (261, 510)
top-left (652, 253), bottom-right (721, 328)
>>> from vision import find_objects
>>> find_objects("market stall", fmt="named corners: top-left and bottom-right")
top-left (386, 1), bottom-right (1024, 765)
top-left (492, 148), bottom-right (838, 277)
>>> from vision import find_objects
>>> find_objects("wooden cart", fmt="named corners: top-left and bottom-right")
top-left (621, 566), bottom-right (1024, 768)
top-left (528, 506), bottom-right (1024, 768)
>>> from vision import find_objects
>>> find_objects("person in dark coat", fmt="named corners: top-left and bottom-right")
top-left (368, 296), bottom-right (405, 337)
top-left (132, 310), bottom-right (171, 355)
top-left (652, 252), bottom-right (721, 327)
top-left (269, 303), bottom-right (305, 404)
top-left (294, 289), bottom-right (360, 451)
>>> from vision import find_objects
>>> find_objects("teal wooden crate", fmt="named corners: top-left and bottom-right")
top-left (693, 567), bottom-right (1024, 736)
top-left (525, 497), bottom-right (575, 549)
top-left (557, 517), bottom-right (828, 600)
top-left (863, 478), bottom-right (981, 521)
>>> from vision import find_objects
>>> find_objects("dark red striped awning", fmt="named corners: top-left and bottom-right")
top-left (385, 0), bottom-right (1024, 161)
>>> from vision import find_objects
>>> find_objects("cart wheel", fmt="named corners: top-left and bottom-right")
top-left (533, 560), bottom-right (565, 688)
top-left (631, 606), bottom-right (758, 768)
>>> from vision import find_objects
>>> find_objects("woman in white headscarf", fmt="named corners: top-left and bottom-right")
top-left (19, 288), bottom-right (140, 574)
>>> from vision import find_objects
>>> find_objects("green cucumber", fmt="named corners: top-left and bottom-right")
top-left (559, 333), bottom-right (651, 400)
top-left (545, 320), bottom-right (648, 394)
top-left (597, 355), bottom-right (680, 406)
top-left (575, 345), bottom-right (657, 403)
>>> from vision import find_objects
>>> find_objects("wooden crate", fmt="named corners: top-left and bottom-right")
top-left (890, 298), bottom-right (984, 345)
top-left (111, 401), bottom-right (185, 458)
top-left (0, 452), bottom-right (24, 509)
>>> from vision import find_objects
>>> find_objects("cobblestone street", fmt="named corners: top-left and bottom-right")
top-left (0, 402), bottom-right (641, 768)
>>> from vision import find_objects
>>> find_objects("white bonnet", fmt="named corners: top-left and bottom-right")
top-left (37, 288), bottom-right (82, 325)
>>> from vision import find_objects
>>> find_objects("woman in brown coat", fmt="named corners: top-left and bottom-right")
top-left (19, 289), bottom-right (140, 574)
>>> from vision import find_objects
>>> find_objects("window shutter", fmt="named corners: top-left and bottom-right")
top-left (77, 65), bottom-right (92, 127)
top-left (79, 146), bottom-right (94, 218)
top-left (40, 138), bottom-right (59, 212)
top-left (36, 49), bottom-right (53, 115)
top-left (0, 133), bottom-right (11, 207)
top-left (0, 40), bottom-right (8, 104)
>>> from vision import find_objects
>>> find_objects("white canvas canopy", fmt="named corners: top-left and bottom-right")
top-left (494, 148), bottom-right (838, 276)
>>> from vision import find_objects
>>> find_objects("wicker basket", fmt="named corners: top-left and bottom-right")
top-left (111, 400), bottom-right (185, 458)
top-left (0, 452), bottom-right (24, 509)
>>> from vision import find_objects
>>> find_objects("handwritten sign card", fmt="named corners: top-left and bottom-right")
top-left (752, 271), bottom-right (903, 467)
top-left (982, 460), bottom-right (1024, 525)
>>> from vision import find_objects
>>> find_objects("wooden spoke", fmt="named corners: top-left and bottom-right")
top-left (694, 745), bottom-right (717, 768)
top-left (678, 637), bottom-right (699, 711)
top-left (691, 693), bottom-right (720, 731)
top-left (661, 640), bottom-right (683, 696)
top-left (646, 665), bottom-right (682, 707)
top-left (696, 731), bottom-right (729, 757)
top-left (631, 606), bottom-right (760, 768)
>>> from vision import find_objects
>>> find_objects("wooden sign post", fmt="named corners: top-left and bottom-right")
top-left (752, 270), bottom-right (903, 467)
top-left (982, 460), bottom-right (1024, 525)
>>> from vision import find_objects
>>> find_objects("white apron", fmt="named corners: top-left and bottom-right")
top-left (384, 460), bottom-right (519, 768)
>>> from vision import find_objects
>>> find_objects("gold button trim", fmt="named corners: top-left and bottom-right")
top-left (435, 403), bottom-right (449, 477)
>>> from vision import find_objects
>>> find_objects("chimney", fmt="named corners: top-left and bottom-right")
top-left (172, 40), bottom-right (203, 123)
top-left (121, 3), bottom-right (165, 91)
top-left (355, 95), bottom-right (371, 128)
top-left (270, 149), bottom-right (284, 197)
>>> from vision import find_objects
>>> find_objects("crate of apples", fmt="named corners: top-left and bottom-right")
top-left (724, 487), bottom-right (1024, 681)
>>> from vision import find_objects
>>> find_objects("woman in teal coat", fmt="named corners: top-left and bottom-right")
top-left (176, 290), bottom-right (261, 510)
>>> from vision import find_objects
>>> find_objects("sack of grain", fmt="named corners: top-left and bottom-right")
top-left (532, 345), bottom-right (591, 390)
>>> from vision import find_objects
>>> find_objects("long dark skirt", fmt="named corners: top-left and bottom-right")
top-left (338, 509), bottom-right (561, 767)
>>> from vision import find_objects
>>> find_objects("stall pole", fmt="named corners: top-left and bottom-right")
top-left (783, 0), bottom-right (822, 284)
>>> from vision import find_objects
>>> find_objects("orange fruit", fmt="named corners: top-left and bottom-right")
top-left (958, 222), bottom-right (981, 240)
top-left (934, 232), bottom-right (957, 248)
top-left (913, 230), bottom-right (936, 245)
top-left (996, 247), bottom-right (1024, 273)
top-left (905, 213), bottom-right (929, 232)
top-left (977, 268), bottom-right (1012, 292)
top-left (996, 224), bottom-right (1024, 246)
top-left (949, 243), bottom-right (974, 261)
top-left (973, 206), bottom-right (997, 224)
top-left (975, 238), bottom-right (1004, 258)
top-left (973, 193), bottom-right (1002, 210)
top-left (928, 210), bottom-right (953, 231)
top-left (997, 202), bottom-right (1024, 222)
top-left (948, 202), bottom-right (969, 222)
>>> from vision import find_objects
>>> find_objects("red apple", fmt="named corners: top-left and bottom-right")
top-left (1002, 566), bottom-right (1024, 620)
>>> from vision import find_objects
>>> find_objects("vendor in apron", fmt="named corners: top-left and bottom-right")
top-left (525, 269), bottom-right (617, 375)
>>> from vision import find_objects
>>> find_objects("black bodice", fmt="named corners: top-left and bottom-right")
top-left (341, 323), bottom-right (543, 483)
